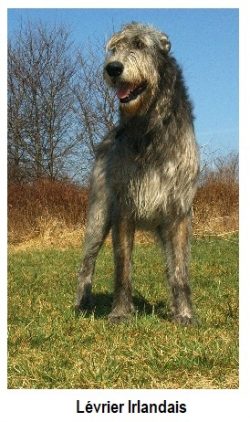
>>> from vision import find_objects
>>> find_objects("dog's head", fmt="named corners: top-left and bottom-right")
top-left (104, 22), bottom-right (171, 117)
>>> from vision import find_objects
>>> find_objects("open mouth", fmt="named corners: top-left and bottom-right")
top-left (116, 81), bottom-right (147, 103)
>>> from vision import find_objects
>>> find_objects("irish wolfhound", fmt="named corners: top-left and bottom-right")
top-left (76, 22), bottom-right (200, 324)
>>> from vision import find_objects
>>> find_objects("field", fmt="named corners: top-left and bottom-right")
top-left (8, 234), bottom-right (238, 389)
top-left (7, 20), bottom-right (239, 391)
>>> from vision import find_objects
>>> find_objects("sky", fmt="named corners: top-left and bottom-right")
top-left (8, 8), bottom-right (239, 158)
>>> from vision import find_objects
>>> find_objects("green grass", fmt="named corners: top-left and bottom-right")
top-left (8, 235), bottom-right (239, 389)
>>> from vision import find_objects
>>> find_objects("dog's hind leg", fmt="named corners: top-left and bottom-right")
top-left (157, 213), bottom-right (194, 325)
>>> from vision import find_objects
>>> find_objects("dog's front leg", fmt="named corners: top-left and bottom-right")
top-left (109, 213), bottom-right (135, 322)
top-left (75, 158), bottom-right (111, 313)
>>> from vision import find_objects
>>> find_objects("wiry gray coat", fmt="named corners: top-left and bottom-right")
top-left (76, 23), bottom-right (200, 324)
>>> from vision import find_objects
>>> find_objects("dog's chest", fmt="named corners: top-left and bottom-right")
top-left (110, 157), bottom-right (177, 220)
top-left (128, 169), bottom-right (166, 218)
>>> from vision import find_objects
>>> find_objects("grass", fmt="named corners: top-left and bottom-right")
top-left (8, 235), bottom-right (239, 389)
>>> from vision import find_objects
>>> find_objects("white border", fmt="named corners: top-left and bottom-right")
top-left (2, 1), bottom-right (248, 421)
top-left (2, 0), bottom-right (244, 8)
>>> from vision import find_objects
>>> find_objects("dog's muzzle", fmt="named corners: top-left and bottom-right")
top-left (105, 61), bottom-right (148, 104)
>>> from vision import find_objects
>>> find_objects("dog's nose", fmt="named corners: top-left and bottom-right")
top-left (105, 61), bottom-right (124, 77)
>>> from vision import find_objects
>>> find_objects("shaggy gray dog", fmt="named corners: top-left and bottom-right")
top-left (76, 22), bottom-right (200, 324)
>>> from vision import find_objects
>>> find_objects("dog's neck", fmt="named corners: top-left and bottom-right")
top-left (118, 93), bottom-right (172, 135)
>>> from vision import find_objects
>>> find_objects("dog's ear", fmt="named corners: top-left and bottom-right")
top-left (106, 38), bottom-right (114, 53)
top-left (159, 33), bottom-right (171, 53)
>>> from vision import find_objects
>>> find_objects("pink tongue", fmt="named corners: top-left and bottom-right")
top-left (116, 87), bottom-right (132, 99)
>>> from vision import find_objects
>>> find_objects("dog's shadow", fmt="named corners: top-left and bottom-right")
top-left (76, 291), bottom-right (169, 320)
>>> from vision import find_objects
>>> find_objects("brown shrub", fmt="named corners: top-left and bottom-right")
top-left (193, 153), bottom-right (239, 235)
top-left (8, 179), bottom-right (88, 243)
top-left (8, 153), bottom-right (239, 245)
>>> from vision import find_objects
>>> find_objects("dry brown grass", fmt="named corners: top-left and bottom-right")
top-left (193, 154), bottom-right (238, 236)
top-left (193, 181), bottom-right (238, 236)
top-left (8, 179), bottom-right (88, 246)
top-left (8, 154), bottom-right (239, 251)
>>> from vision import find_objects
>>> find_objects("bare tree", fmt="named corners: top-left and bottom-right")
top-left (8, 23), bottom-right (120, 183)
top-left (199, 150), bottom-right (239, 186)
top-left (8, 23), bottom-right (78, 182)
top-left (73, 44), bottom-right (117, 164)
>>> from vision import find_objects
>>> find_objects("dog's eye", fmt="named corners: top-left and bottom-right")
top-left (133, 38), bottom-right (145, 49)
top-left (108, 46), bottom-right (116, 55)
